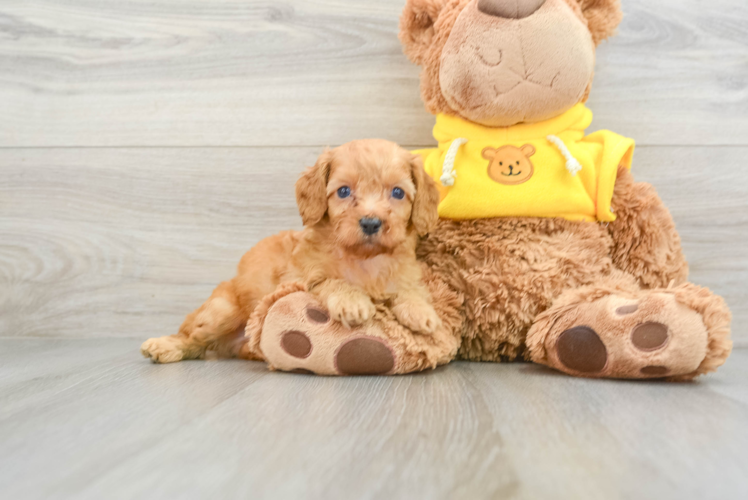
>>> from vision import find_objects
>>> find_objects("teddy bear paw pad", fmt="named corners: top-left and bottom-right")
top-left (335, 337), bottom-right (395, 375)
top-left (556, 326), bottom-right (608, 374)
top-left (630, 322), bottom-right (669, 351)
top-left (280, 331), bottom-right (313, 358)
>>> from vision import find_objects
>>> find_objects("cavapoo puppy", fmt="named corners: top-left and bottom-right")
top-left (141, 139), bottom-right (442, 363)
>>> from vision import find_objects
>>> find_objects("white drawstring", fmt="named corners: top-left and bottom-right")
top-left (440, 138), bottom-right (468, 186)
top-left (547, 135), bottom-right (583, 176)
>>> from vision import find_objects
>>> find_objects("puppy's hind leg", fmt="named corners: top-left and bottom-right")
top-left (141, 281), bottom-right (249, 363)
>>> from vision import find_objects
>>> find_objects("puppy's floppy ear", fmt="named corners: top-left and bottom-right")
top-left (296, 148), bottom-right (333, 227)
top-left (399, 0), bottom-right (449, 65)
top-left (573, 0), bottom-right (623, 45)
top-left (409, 154), bottom-right (440, 236)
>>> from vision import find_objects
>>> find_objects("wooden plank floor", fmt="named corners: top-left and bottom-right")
top-left (1, 338), bottom-right (747, 500)
top-left (0, 0), bottom-right (747, 497)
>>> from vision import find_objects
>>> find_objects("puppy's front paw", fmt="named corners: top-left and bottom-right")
top-left (327, 292), bottom-right (376, 329)
top-left (393, 300), bottom-right (441, 335)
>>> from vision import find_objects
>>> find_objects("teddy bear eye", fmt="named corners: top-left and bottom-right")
top-left (337, 186), bottom-right (351, 199)
top-left (392, 187), bottom-right (405, 200)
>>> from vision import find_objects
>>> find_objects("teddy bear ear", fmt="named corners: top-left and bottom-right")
top-left (399, 0), bottom-right (450, 64)
top-left (521, 144), bottom-right (536, 157)
top-left (482, 147), bottom-right (498, 160)
top-left (574, 0), bottom-right (623, 45)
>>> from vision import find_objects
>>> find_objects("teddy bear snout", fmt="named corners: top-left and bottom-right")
top-left (477, 0), bottom-right (546, 19)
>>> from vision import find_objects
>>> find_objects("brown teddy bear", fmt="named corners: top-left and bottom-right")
top-left (247, 0), bottom-right (732, 380)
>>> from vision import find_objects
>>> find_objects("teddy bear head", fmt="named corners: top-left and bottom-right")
top-left (399, 0), bottom-right (622, 127)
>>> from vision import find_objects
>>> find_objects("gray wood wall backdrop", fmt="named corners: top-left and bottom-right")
top-left (1, 0), bottom-right (746, 345)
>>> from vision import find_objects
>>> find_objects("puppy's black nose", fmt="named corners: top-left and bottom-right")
top-left (359, 217), bottom-right (382, 236)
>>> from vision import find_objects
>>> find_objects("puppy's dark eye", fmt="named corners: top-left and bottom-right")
top-left (392, 187), bottom-right (405, 200)
top-left (337, 186), bottom-right (351, 199)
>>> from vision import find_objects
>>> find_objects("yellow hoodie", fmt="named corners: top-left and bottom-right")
top-left (416, 104), bottom-right (635, 222)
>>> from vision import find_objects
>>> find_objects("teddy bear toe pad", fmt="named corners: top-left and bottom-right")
top-left (556, 326), bottom-right (608, 374)
top-left (546, 293), bottom-right (708, 379)
top-left (335, 337), bottom-right (395, 375)
top-left (260, 292), bottom-right (396, 376)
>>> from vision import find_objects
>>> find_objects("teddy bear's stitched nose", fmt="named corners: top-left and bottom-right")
top-left (477, 0), bottom-right (546, 19)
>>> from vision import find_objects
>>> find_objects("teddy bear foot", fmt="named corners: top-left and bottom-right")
top-left (254, 291), bottom-right (398, 376)
top-left (245, 282), bottom-right (461, 376)
top-left (527, 284), bottom-right (732, 381)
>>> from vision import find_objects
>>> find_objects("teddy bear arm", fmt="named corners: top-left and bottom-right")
top-left (608, 165), bottom-right (689, 289)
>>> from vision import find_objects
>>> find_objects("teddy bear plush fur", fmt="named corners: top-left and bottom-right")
top-left (248, 0), bottom-right (732, 380)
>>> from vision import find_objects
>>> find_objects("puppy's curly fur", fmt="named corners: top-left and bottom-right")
top-left (141, 139), bottom-right (441, 363)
